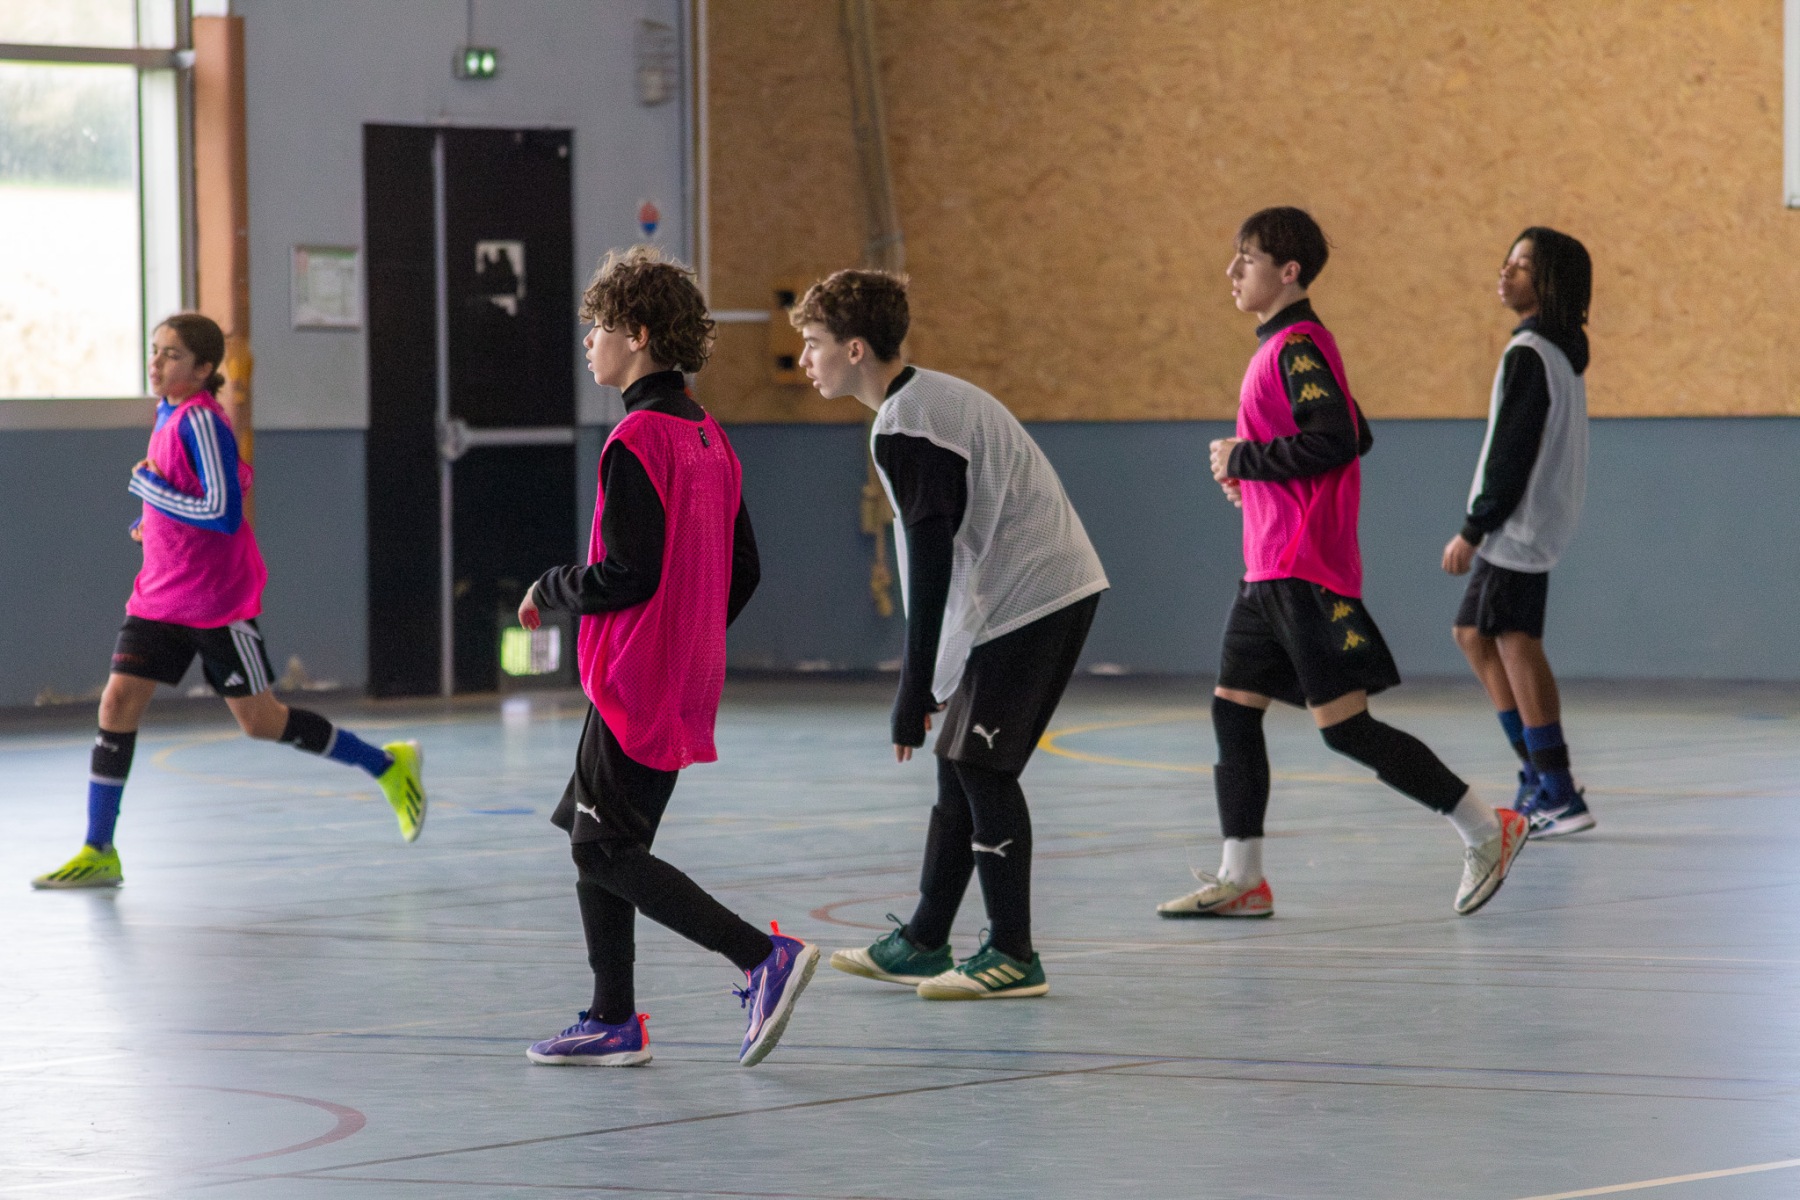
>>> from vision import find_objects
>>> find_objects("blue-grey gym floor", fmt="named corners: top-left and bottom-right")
top-left (3, 677), bottom-right (1798, 1200)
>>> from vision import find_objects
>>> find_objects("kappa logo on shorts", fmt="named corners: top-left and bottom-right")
top-left (971, 724), bottom-right (1001, 750)
top-left (1329, 601), bottom-right (1355, 622)
top-left (1343, 630), bottom-right (1367, 651)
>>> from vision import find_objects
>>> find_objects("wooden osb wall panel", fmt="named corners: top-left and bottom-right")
top-left (702, 0), bottom-right (865, 423)
top-left (706, 1), bottom-right (1795, 421)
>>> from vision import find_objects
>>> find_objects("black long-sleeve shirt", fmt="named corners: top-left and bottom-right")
top-left (1227, 299), bottom-right (1372, 482)
top-left (1460, 316), bottom-right (1589, 546)
top-left (532, 369), bottom-right (760, 624)
top-left (870, 365), bottom-right (967, 747)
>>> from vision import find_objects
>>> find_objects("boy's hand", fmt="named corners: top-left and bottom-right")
top-left (1208, 437), bottom-right (1242, 483)
top-left (517, 584), bottom-right (541, 630)
top-left (129, 522), bottom-right (143, 543)
top-left (1442, 534), bottom-right (1477, 575)
top-left (1221, 479), bottom-right (1243, 508)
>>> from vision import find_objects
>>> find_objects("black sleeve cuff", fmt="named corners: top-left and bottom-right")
top-left (1459, 522), bottom-right (1487, 546)
top-left (890, 689), bottom-right (934, 748)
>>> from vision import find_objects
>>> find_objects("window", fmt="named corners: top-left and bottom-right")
top-left (0, 1), bottom-right (188, 400)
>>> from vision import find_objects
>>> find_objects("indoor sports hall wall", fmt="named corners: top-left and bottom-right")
top-left (703, 0), bottom-right (1797, 421)
top-left (0, 0), bottom-right (693, 707)
top-left (5, 3), bottom-right (1800, 710)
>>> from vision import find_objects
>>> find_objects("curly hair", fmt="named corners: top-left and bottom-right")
top-left (579, 246), bottom-right (715, 373)
top-left (789, 269), bottom-right (909, 362)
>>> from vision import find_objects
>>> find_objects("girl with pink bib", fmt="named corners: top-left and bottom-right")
top-left (30, 314), bottom-right (426, 891)
top-left (519, 249), bottom-right (817, 1070)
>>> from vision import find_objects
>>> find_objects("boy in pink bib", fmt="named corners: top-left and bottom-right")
top-left (519, 248), bottom-right (817, 1070)
top-left (1157, 209), bottom-right (1528, 921)
top-left (31, 314), bottom-right (427, 892)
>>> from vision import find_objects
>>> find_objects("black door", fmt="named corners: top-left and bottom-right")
top-left (364, 124), bottom-right (576, 696)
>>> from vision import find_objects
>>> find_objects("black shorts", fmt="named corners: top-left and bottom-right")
top-left (1454, 558), bottom-right (1549, 639)
top-left (935, 592), bottom-right (1100, 776)
top-left (1217, 578), bottom-right (1401, 708)
top-left (111, 615), bottom-right (276, 698)
top-left (551, 707), bottom-right (679, 848)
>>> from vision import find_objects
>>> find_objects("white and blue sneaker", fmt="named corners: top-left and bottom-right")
top-left (1528, 789), bottom-right (1596, 839)
top-left (526, 1011), bottom-right (652, 1066)
top-left (1513, 768), bottom-right (1543, 814)
top-left (736, 924), bottom-right (819, 1067)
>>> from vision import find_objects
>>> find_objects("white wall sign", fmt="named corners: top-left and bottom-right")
top-left (291, 245), bottom-right (362, 328)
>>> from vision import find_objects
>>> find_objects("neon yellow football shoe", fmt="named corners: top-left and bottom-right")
top-left (31, 844), bottom-right (123, 890)
top-left (378, 740), bottom-right (427, 843)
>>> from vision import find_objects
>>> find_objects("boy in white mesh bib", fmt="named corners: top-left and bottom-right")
top-left (794, 269), bottom-right (1107, 1001)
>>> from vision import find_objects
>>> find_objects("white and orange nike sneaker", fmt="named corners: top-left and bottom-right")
top-left (1156, 871), bottom-right (1273, 918)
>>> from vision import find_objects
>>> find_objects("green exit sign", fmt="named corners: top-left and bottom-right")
top-left (454, 46), bottom-right (499, 79)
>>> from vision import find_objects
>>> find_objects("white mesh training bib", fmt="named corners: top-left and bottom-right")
top-left (1468, 332), bottom-right (1588, 572)
top-left (873, 368), bottom-right (1109, 702)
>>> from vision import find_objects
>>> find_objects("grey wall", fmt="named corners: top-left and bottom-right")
top-left (238, 0), bottom-right (689, 431)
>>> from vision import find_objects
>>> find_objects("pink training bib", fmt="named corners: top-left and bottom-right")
top-left (577, 407), bottom-right (742, 771)
top-left (1236, 322), bottom-right (1365, 597)
top-left (127, 392), bottom-right (267, 627)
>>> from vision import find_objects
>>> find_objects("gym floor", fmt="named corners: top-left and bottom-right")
top-left (4, 677), bottom-right (1797, 1199)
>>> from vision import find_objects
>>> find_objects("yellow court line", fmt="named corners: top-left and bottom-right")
top-left (1038, 713), bottom-right (1363, 784)
top-left (1037, 711), bottom-right (1789, 797)
top-left (1512, 1156), bottom-right (1800, 1199)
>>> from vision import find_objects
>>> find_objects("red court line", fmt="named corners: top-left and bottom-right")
top-left (185, 1086), bottom-right (367, 1168)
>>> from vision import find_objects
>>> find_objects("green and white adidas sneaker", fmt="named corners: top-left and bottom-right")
top-left (830, 915), bottom-right (954, 985)
top-left (31, 844), bottom-right (123, 890)
top-left (377, 740), bottom-right (427, 842)
top-left (915, 940), bottom-right (1048, 1000)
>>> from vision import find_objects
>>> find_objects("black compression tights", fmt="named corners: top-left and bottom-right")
top-left (1319, 711), bottom-right (1468, 813)
top-left (572, 841), bottom-right (773, 1025)
top-left (906, 756), bottom-right (1035, 961)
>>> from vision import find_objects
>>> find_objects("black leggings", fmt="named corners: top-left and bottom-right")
top-left (572, 840), bottom-right (773, 1026)
top-left (905, 756), bottom-right (1035, 961)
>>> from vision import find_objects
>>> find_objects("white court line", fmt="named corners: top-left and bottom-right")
top-left (1513, 1157), bottom-right (1800, 1198)
top-left (0, 1053), bottom-right (115, 1073)
top-left (0, 1174), bottom-right (143, 1197)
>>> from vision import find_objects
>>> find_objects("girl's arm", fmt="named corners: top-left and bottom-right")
top-left (128, 407), bottom-right (243, 533)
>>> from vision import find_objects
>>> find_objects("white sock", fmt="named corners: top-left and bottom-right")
top-left (1446, 789), bottom-right (1501, 848)
top-left (1219, 837), bottom-right (1263, 885)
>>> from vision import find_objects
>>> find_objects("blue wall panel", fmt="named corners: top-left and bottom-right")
top-left (5, 416), bottom-right (1798, 709)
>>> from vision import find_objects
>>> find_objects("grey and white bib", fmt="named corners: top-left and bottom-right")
top-left (873, 368), bottom-right (1109, 702)
top-left (1469, 332), bottom-right (1588, 572)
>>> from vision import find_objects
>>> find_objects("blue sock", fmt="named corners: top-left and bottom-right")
top-left (85, 727), bottom-right (136, 849)
top-left (85, 780), bottom-right (125, 849)
top-left (1496, 709), bottom-right (1533, 776)
top-left (327, 727), bottom-right (394, 778)
top-left (1523, 722), bottom-right (1577, 803)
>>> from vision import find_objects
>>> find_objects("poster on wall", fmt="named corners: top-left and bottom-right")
top-left (290, 245), bottom-right (361, 329)
top-left (475, 240), bottom-right (525, 315)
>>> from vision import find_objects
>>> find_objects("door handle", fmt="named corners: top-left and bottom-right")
top-left (437, 416), bottom-right (576, 462)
